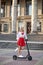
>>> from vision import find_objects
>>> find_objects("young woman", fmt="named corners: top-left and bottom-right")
top-left (16, 27), bottom-right (27, 57)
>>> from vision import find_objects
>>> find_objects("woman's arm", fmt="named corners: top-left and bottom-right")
top-left (24, 33), bottom-right (27, 39)
top-left (16, 32), bottom-right (20, 41)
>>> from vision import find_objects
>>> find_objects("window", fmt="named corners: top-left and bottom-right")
top-left (17, 4), bottom-right (21, 16)
top-left (1, 3), bottom-right (5, 17)
top-left (27, 22), bottom-right (31, 33)
top-left (18, 20), bottom-right (24, 31)
top-left (26, 3), bottom-right (32, 15)
top-left (37, 22), bottom-right (41, 32)
top-left (10, 0), bottom-right (12, 17)
top-left (29, 4), bottom-right (32, 15)
top-left (26, 0), bottom-right (32, 15)
top-left (3, 24), bottom-right (8, 32)
top-left (17, 0), bottom-right (21, 16)
top-left (10, 5), bottom-right (12, 17)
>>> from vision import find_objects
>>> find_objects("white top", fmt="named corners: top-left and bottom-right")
top-left (16, 32), bottom-right (27, 40)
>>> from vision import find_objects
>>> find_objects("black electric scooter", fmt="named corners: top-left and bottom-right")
top-left (13, 39), bottom-right (32, 61)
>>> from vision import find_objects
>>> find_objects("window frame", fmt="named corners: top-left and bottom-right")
top-left (3, 23), bottom-right (9, 32)
top-left (37, 22), bottom-right (41, 32)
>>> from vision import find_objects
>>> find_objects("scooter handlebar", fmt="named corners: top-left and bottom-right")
top-left (25, 39), bottom-right (28, 41)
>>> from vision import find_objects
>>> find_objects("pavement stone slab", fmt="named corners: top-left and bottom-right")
top-left (0, 49), bottom-right (43, 65)
top-left (0, 57), bottom-right (38, 65)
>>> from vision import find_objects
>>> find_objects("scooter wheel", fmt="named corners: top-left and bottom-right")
top-left (13, 55), bottom-right (17, 60)
top-left (28, 56), bottom-right (32, 61)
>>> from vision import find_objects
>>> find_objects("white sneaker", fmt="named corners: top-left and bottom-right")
top-left (15, 47), bottom-right (18, 52)
top-left (18, 55), bottom-right (24, 57)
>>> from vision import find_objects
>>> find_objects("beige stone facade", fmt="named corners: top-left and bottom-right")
top-left (0, 0), bottom-right (43, 34)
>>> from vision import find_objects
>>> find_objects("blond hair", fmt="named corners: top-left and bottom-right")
top-left (20, 27), bottom-right (24, 32)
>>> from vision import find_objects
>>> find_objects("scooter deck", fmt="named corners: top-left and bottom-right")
top-left (17, 56), bottom-right (27, 59)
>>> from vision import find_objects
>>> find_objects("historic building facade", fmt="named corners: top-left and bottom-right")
top-left (0, 0), bottom-right (43, 34)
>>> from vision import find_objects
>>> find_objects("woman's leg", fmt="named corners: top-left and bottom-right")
top-left (18, 46), bottom-right (25, 57)
top-left (21, 46), bottom-right (24, 50)
top-left (18, 46), bottom-right (21, 56)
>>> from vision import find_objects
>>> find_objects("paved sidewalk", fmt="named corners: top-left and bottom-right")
top-left (35, 57), bottom-right (43, 65)
top-left (0, 49), bottom-right (43, 65)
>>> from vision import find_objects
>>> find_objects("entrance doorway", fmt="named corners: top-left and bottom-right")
top-left (27, 22), bottom-right (31, 34)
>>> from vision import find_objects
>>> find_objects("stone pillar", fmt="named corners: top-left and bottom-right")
top-left (31, 0), bottom-right (38, 33)
top-left (12, 0), bottom-right (17, 33)
top-left (0, 0), bottom-right (1, 18)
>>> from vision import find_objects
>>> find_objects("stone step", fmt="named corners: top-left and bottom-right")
top-left (27, 34), bottom-right (43, 41)
top-left (0, 34), bottom-right (16, 41)
top-left (0, 34), bottom-right (43, 41)
top-left (0, 42), bottom-right (43, 50)
top-left (0, 34), bottom-right (43, 49)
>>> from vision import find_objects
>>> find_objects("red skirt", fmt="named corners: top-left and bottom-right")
top-left (17, 37), bottom-right (26, 46)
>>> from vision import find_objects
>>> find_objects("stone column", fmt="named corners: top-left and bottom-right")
top-left (0, 0), bottom-right (1, 18)
top-left (12, 0), bottom-right (17, 33)
top-left (31, 0), bottom-right (38, 33)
